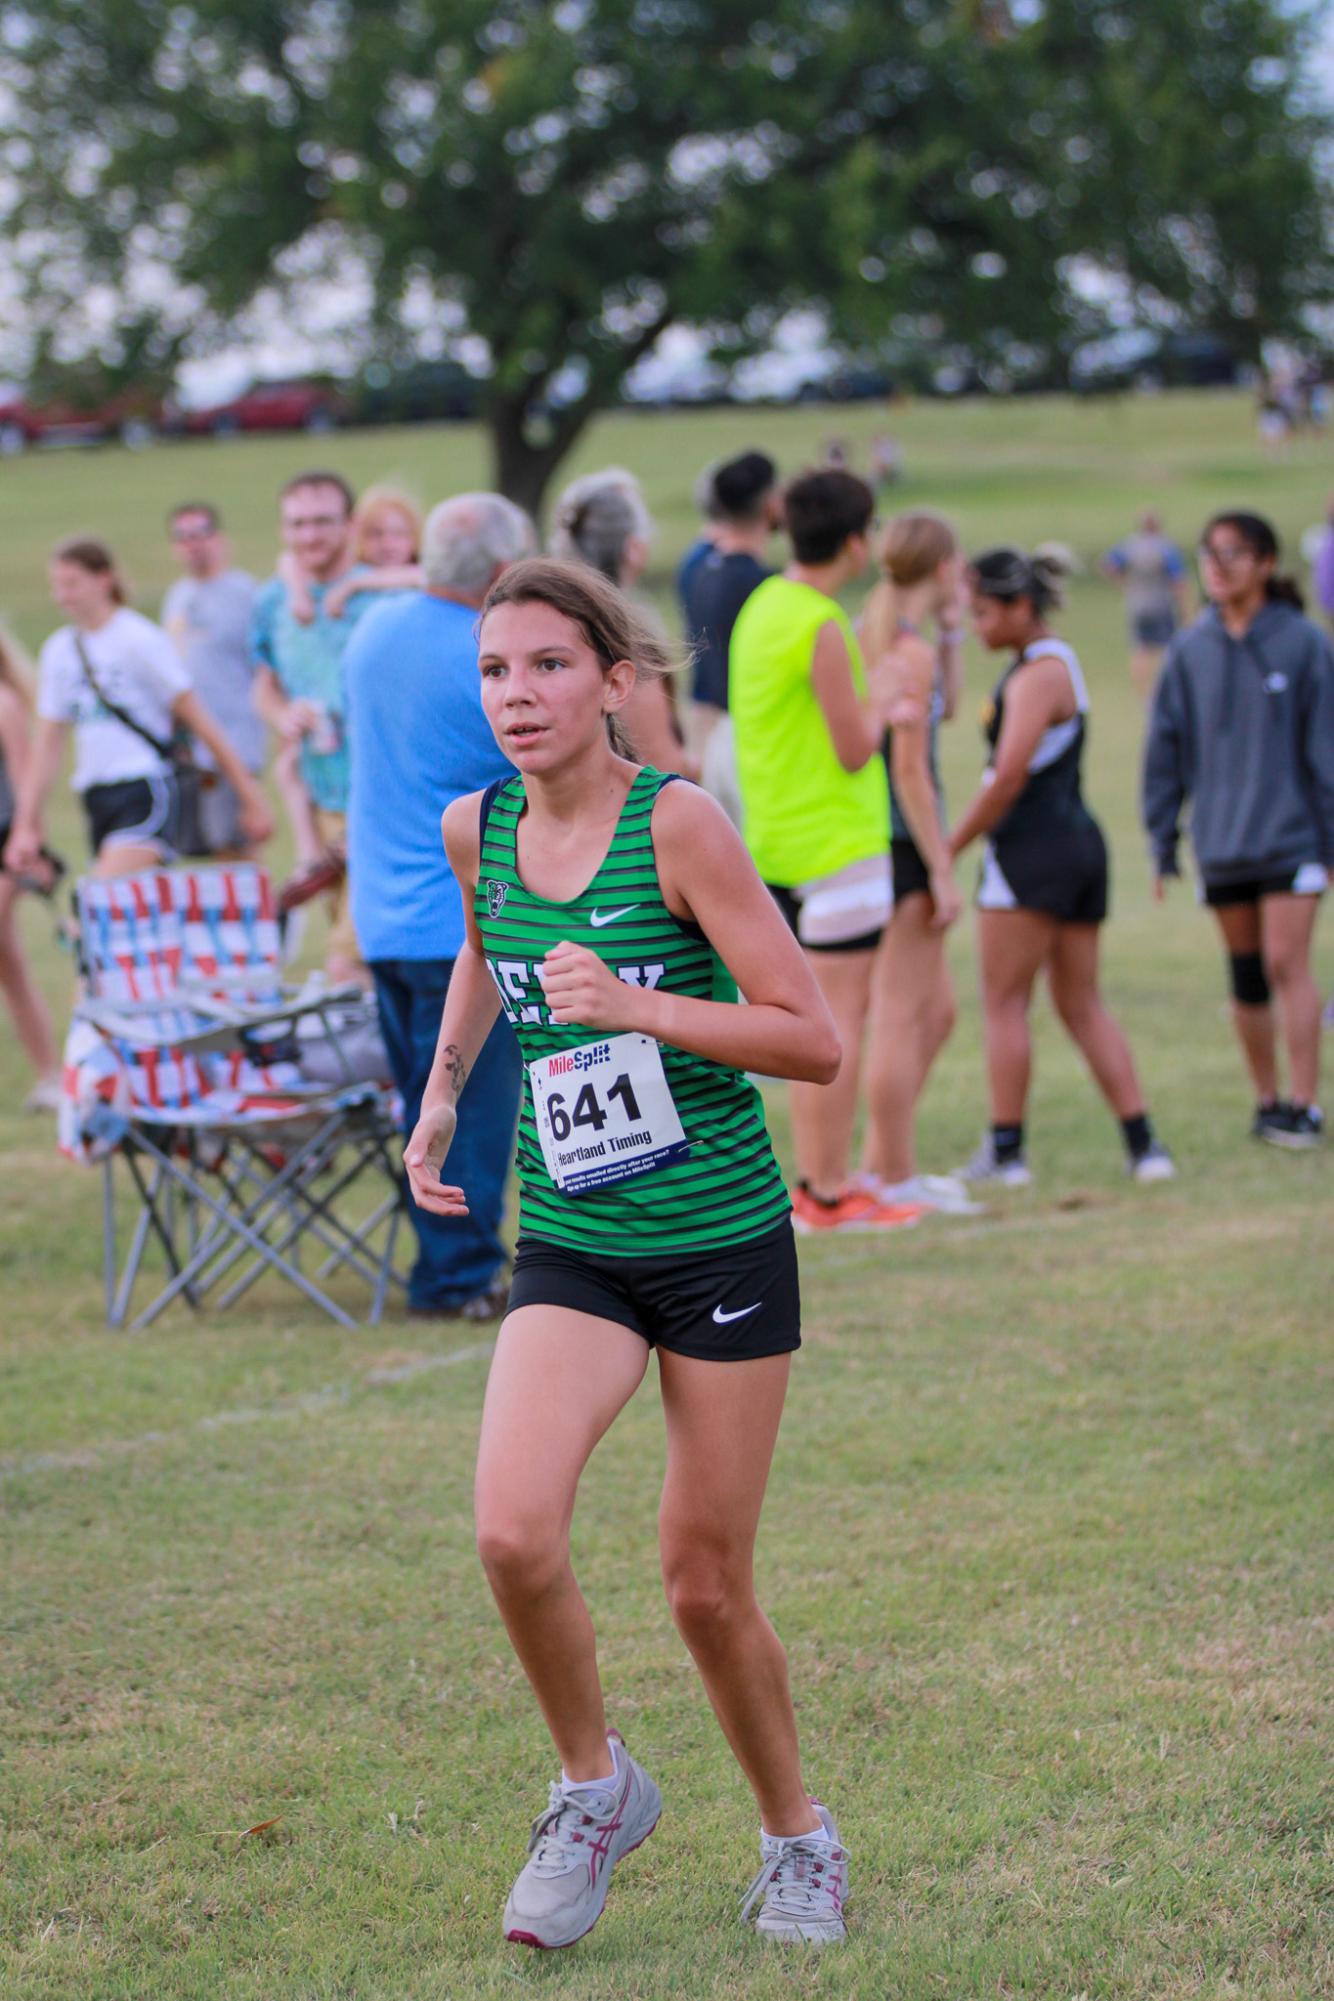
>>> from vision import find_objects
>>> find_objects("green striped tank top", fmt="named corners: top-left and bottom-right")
top-left (475, 766), bottom-right (791, 1255)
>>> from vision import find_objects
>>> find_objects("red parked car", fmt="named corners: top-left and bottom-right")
top-left (175, 379), bottom-right (348, 437)
top-left (0, 391), bottom-right (157, 453)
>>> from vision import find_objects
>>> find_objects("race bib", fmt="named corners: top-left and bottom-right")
top-left (529, 1032), bottom-right (690, 1195)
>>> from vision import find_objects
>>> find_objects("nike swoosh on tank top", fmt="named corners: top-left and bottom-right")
top-left (475, 767), bottom-right (791, 1254)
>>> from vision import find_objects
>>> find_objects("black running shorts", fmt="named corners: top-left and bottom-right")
top-left (891, 837), bottom-right (932, 903)
top-left (1203, 863), bottom-right (1328, 907)
top-left (978, 818), bottom-right (1109, 926)
top-left (507, 1221), bottom-right (801, 1361)
top-left (82, 774), bottom-right (177, 857)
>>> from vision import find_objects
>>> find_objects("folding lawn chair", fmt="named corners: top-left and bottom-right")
top-left (60, 863), bottom-right (410, 1329)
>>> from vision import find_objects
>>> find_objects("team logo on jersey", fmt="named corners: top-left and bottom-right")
top-left (486, 880), bottom-right (508, 917)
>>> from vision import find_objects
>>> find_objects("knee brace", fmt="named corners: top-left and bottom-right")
top-left (1229, 951), bottom-right (1271, 1006)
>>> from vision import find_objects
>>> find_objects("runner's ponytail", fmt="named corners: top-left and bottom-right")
top-left (863, 510), bottom-right (958, 663)
top-left (970, 542), bottom-right (1077, 614)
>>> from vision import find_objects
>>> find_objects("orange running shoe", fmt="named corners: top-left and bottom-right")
top-left (791, 1183), bottom-right (924, 1234)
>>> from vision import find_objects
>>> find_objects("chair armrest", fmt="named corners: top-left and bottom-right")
top-left (73, 998), bottom-right (247, 1057)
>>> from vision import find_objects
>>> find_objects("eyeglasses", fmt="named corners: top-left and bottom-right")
top-left (1198, 542), bottom-right (1252, 569)
top-left (171, 524), bottom-right (215, 542)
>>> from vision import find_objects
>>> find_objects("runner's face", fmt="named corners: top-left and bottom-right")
top-left (49, 559), bottom-right (114, 623)
top-left (969, 588), bottom-right (1029, 650)
top-left (478, 601), bottom-right (631, 770)
top-left (360, 505), bottom-right (417, 567)
top-left (281, 485), bottom-right (351, 577)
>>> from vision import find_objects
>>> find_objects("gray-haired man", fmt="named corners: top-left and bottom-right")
top-left (344, 493), bottom-right (535, 1318)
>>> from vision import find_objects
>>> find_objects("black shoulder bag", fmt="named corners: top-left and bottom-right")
top-left (73, 634), bottom-right (212, 857)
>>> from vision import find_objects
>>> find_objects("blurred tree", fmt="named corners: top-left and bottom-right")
top-left (3, 0), bottom-right (1330, 510)
top-left (25, 321), bottom-right (185, 417)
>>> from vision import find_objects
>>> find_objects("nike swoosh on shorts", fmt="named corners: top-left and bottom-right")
top-left (589, 906), bottom-right (639, 927)
top-left (712, 1302), bottom-right (761, 1324)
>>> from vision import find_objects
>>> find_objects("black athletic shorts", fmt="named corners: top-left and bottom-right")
top-left (891, 837), bottom-right (932, 903)
top-left (82, 774), bottom-right (176, 857)
top-left (978, 819), bottom-right (1109, 926)
top-left (507, 1220), bottom-right (801, 1362)
top-left (1203, 863), bottom-right (1328, 907)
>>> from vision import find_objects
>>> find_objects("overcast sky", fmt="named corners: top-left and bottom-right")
top-left (4, 8), bottom-right (1333, 403)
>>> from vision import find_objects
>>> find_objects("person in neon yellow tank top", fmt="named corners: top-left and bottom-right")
top-left (403, 557), bottom-right (853, 1950)
top-left (729, 468), bottom-right (920, 1235)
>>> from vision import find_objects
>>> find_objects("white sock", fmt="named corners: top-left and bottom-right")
top-left (561, 1740), bottom-right (618, 1795)
top-left (763, 1816), bottom-right (831, 1846)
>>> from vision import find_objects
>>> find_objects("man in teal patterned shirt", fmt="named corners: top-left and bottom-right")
top-left (252, 469), bottom-right (376, 979)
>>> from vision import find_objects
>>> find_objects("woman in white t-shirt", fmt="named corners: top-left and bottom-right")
top-left (4, 538), bottom-right (273, 880)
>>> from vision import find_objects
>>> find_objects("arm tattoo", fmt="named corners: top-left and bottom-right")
top-left (442, 1043), bottom-right (468, 1098)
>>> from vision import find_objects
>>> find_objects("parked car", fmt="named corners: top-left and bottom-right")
top-left (0, 390), bottom-right (157, 453)
top-left (348, 361), bottom-right (480, 426)
top-left (172, 379), bottom-right (348, 437)
top-left (1070, 330), bottom-right (1240, 394)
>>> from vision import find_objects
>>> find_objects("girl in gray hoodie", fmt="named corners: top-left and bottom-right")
top-left (1142, 512), bottom-right (1334, 1147)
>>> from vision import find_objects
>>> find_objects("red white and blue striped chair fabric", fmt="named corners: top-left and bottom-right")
top-left (61, 864), bottom-right (406, 1327)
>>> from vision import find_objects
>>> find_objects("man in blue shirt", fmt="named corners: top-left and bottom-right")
top-left (1100, 508), bottom-right (1191, 703)
top-left (344, 492), bottom-right (535, 1318)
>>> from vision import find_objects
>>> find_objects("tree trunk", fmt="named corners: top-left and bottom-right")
top-left (488, 392), bottom-right (597, 527)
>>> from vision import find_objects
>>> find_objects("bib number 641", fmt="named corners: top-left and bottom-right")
top-left (545, 1071), bottom-right (642, 1143)
top-left (529, 1031), bottom-right (690, 1194)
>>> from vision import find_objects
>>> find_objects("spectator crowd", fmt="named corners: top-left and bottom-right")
top-left (2, 449), bottom-right (1332, 1312)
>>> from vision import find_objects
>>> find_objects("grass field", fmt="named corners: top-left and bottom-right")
top-left (2, 394), bottom-right (1332, 1999)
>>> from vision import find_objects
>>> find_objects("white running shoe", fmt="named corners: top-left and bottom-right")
top-left (865, 1172), bottom-right (985, 1216)
top-left (1128, 1139), bottom-right (1176, 1182)
top-left (502, 1732), bottom-right (661, 1949)
top-left (959, 1136), bottom-right (1033, 1188)
top-left (740, 1803), bottom-right (848, 1946)
top-left (22, 1075), bottom-right (62, 1114)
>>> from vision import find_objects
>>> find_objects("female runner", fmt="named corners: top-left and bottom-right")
top-left (950, 546), bottom-right (1174, 1185)
top-left (857, 510), bottom-right (974, 1213)
top-left (1144, 512), bottom-right (1334, 1146)
top-left (404, 558), bottom-right (850, 1950)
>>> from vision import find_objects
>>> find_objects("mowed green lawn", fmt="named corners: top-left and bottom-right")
top-left (1, 394), bottom-right (1331, 1999)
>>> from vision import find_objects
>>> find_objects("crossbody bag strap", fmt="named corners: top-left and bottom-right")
top-left (73, 632), bottom-right (173, 760)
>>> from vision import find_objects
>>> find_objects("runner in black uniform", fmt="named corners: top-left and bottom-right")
top-left (949, 547), bottom-right (1173, 1186)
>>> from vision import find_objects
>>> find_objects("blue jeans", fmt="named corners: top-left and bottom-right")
top-left (370, 957), bottom-right (521, 1309)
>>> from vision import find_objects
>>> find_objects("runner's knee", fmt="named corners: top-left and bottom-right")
top-left (1261, 941), bottom-right (1306, 990)
top-left (1050, 981), bottom-right (1099, 1035)
top-left (661, 1536), bottom-right (750, 1639)
top-left (476, 1512), bottom-right (567, 1596)
top-left (1229, 951), bottom-right (1271, 1006)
